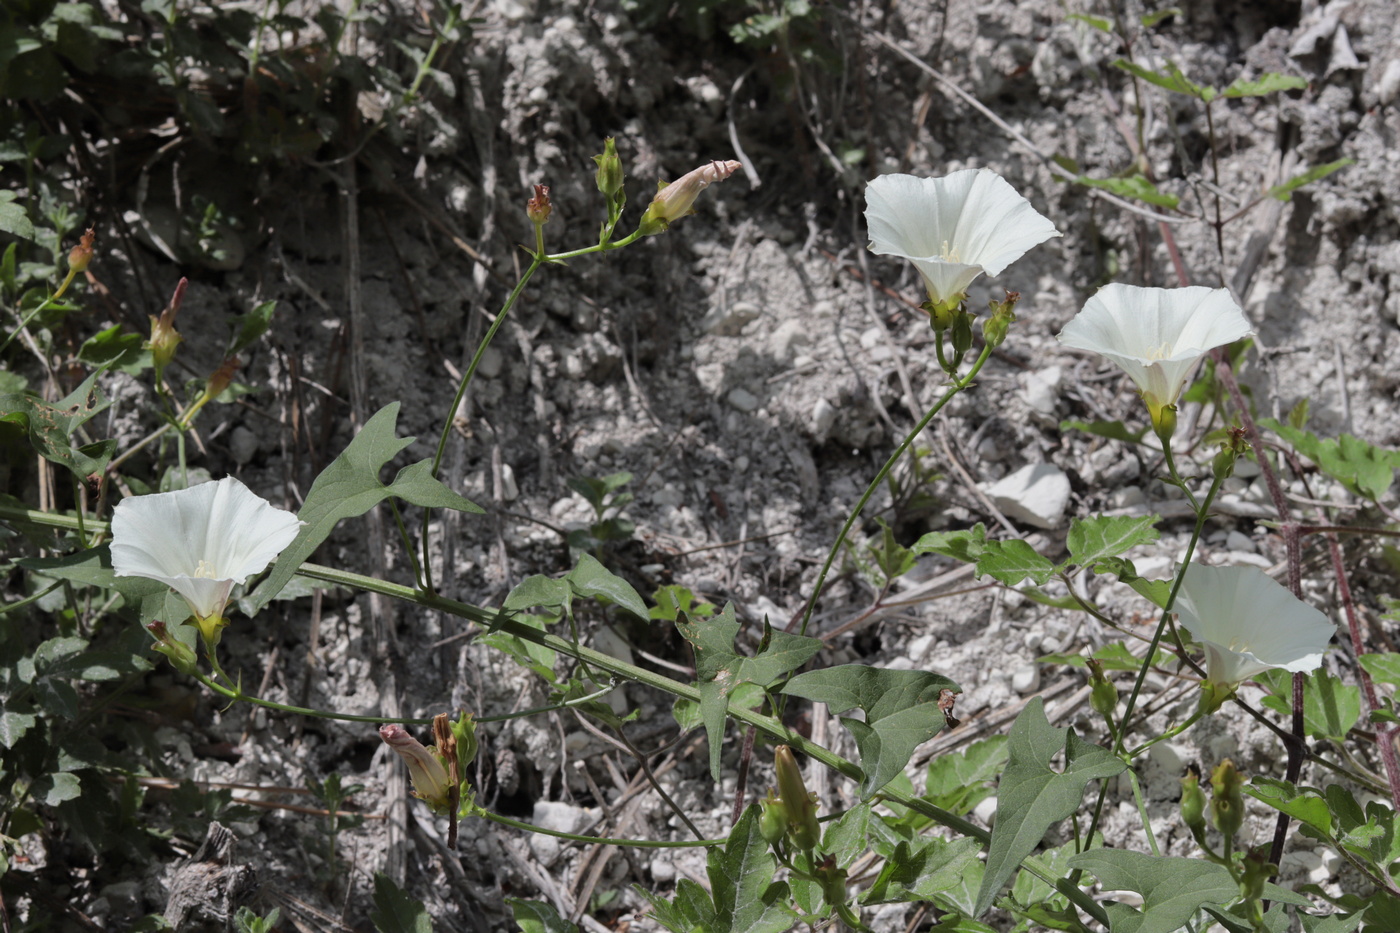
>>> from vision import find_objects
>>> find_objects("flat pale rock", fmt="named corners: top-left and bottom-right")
top-left (983, 462), bottom-right (1071, 529)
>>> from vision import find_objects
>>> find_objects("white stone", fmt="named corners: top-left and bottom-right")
top-left (500, 463), bottom-right (519, 501)
top-left (650, 857), bottom-right (677, 883)
top-left (229, 426), bottom-right (259, 465)
top-left (477, 346), bottom-right (504, 379)
top-left (1225, 530), bottom-right (1254, 552)
top-left (1148, 741), bottom-right (1186, 775)
top-left (701, 301), bottom-right (761, 336)
top-left (727, 387), bottom-right (761, 412)
top-left (1317, 847), bottom-right (1342, 878)
top-left (812, 398), bottom-right (837, 437)
top-left (770, 319), bottom-right (812, 361)
top-left (973, 796), bottom-right (998, 828)
top-left (983, 462), bottom-right (1071, 529)
top-left (1011, 663), bottom-right (1041, 694)
top-left (1108, 485), bottom-right (1146, 509)
top-left (1021, 371), bottom-right (1058, 415)
top-left (859, 326), bottom-right (884, 349)
top-left (1380, 60), bottom-right (1400, 106)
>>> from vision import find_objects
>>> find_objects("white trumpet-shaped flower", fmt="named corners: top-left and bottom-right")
top-left (111, 476), bottom-right (303, 641)
top-left (1175, 564), bottom-right (1336, 710)
top-left (864, 169), bottom-right (1061, 310)
top-left (1056, 284), bottom-right (1253, 422)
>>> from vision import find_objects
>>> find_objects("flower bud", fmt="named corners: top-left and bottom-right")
top-left (775, 745), bottom-right (822, 851)
top-left (950, 309), bottom-right (974, 355)
top-left (593, 137), bottom-right (625, 202)
top-left (206, 357), bottom-right (239, 400)
top-left (526, 184), bottom-right (552, 226)
top-left (193, 613), bottom-right (228, 648)
top-left (1209, 759), bottom-right (1244, 839)
top-left (1150, 403), bottom-right (1177, 446)
top-left (1086, 658), bottom-right (1117, 719)
top-left (68, 227), bottom-right (95, 274)
top-left (1212, 428), bottom-right (1250, 483)
top-left (758, 789), bottom-right (788, 846)
top-left (450, 710), bottom-right (479, 774)
top-left (147, 621), bottom-right (199, 675)
top-left (380, 723), bottom-right (455, 812)
top-left (637, 159), bottom-right (741, 236)
top-left (1180, 768), bottom-right (1207, 843)
top-left (149, 279), bottom-right (187, 378)
top-left (1239, 846), bottom-right (1275, 902)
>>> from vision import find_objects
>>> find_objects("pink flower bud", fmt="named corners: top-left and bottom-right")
top-left (379, 724), bottom-right (454, 811)
top-left (638, 159), bottom-right (741, 235)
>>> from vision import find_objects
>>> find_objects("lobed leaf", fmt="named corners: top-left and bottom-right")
top-left (1065, 514), bottom-right (1160, 570)
top-left (1067, 849), bottom-right (1238, 933)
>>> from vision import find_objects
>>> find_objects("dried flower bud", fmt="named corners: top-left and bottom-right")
top-left (149, 278), bottom-right (188, 377)
top-left (206, 357), bottom-right (239, 400)
top-left (527, 185), bottom-right (552, 226)
top-left (68, 227), bottom-right (95, 274)
top-left (982, 290), bottom-right (1020, 349)
top-left (380, 724), bottom-right (454, 812)
top-left (637, 159), bottom-right (741, 236)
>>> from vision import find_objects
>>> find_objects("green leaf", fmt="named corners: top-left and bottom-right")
top-left (973, 698), bottom-right (1127, 916)
top-left (370, 873), bottom-right (433, 933)
top-left (1268, 159), bottom-right (1354, 202)
top-left (678, 604), bottom-right (823, 781)
top-left (479, 613), bottom-right (557, 683)
top-left (1066, 12), bottom-right (1112, 31)
top-left (864, 835), bottom-right (983, 905)
top-left (568, 553), bottom-right (646, 620)
top-left (1140, 7), bottom-right (1181, 27)
top-left (0, 368), bottom-right (116, 478)
top-left (1039, 640), bottom-right (1168, 672)
top-left (33, 771), bottom-right (83, 805)
top-left (1067, 850), bottom-right (1239, 933)
top-left (1059, 418), bottom-right (1150, 444)
top-left (912, 524), bottom-right (987, 563)
top-left (1223, 72), bottom-right (1308, 97)
top-left (784, 664), bottom-right (961, 799)
top-left (1113, 58), bottom-right (1213, 100)
top-left (1066, 514), bottom-right (1160, 570)
top-left (1075, 174), bottom-right (1181, 208)
top-left (924, 735), bottom-right (1009, 815)
top-left (0, 190), bottom-right (35, 241)
top-left (0, 705), bottom-right (37, 747)
top-left (709, 805), bottom-right (799, 933)
top-left (1256, 669), bottom-right (1361, 743)
top-left (1360, 653), bottom-right (1400, 688)
top-left (504, 575), bottom-right (571, 612)
top-left (1299, 911), bottom-right (1364, 933)
top-left (975, 539), bottom-right (1056, 587)
top-left (77, 324), bottom-right (148, 373)
top-left (507, 898), bottom-right (578, 933)
top-left (230, 300), bottom-right (277, 356)
top-left (247, 403), bottom-right (480, 613)
top-left (1244, 778), bottom-right (1333, 837)
top-left (1090, 556), bottom-right (1172, 608)
top-left (823, 802), bottom-right (872, 869)
top-left (19, 545), bottom-right (182, 627)
top-left (650, 584), bottom-right (716, 621)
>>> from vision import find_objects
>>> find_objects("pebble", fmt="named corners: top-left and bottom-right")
top-left (1148, 741), bottom-right (1185, 775)
top-left (1011, 663), bottom-right (1041, 694)
top-left (650, 857), bottom-right (677, 883)
top-left (1380, 60), bottom-right (1400, 106)
top-left (727, 387), bottom-right (760, 412)
top-left (859, 326), bottom-right (884, 350)
top-left (472, 347), bottom-right (502, 378)
top-left (1108, 485), bottom-right (1146, 509)
top-left (499, 463), bottom-right (519, 501)
top-left (1318, 847), bottom-right (1342, 878)
top-left (769, 319), bottom-right (811, 361)
top-left (1020, 365), bottom-right (1061, 416)
top-left (229, 426), bottom-right (259, 465)
top-left (1225, 530), bottom-right (1254, 552)
top-left (983, 462), bottom-right (1071, 529)
top-left (973, 796), bottom-right (998, 828)
top-left (701, 301), bottom-right (761, 336)
top-left (812, 398), bottom-right (837, 437)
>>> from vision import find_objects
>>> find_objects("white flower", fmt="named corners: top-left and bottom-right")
top-left (1175, 564), bottom-right (1335, 701)
top-left (1056, 284), bottom-right (1253, 419)
top-left (864, 169), bottom-right (1060, 309)
top-left (111, 477), bottom-right (303, 634)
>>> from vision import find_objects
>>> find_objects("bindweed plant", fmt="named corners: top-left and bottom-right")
top-left (3, 70), bottom-right (1399, 933)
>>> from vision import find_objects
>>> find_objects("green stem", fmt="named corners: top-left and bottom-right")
top-left (1127, 708), bottom-right (1205, 759)
top-left (1127, 769), bottom-right (1160, 856)
top-left (797, 343), bottom-right (994, 637)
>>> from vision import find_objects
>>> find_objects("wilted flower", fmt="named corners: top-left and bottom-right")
top-left (149, 278), bottom-right (188, 381)
top-left (637, 159), bottom-right (742, 236)
top-left (1174, 564), bottom-right (1336, 712)
top-left (110, 476), bottom-right (303, 644)
top-left (1056, 284), bottom-right (1253, 428)
top-left (864, 169), bottom-right (1060, 311)
top-left (380, 723), bottom-right (454, 811)
top-left (68, 227), bottom-right (95, 274)
top-left (526, 184), bottom-right (552, 226)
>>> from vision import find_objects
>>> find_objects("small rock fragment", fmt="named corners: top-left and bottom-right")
top-left (1011, 663), bottom-right (1041, 694)
top-left (984, 462), bottom-right (1071, 529)
top-left (1379, 60), bottom-right (1400, 106)
top-left (727, 387), bottom-right (761, 412)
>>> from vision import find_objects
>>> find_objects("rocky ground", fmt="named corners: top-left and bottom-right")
top-left (16, 0), bottom-right (1400, 929)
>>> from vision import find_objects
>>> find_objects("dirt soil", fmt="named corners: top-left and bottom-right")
top-left (35, 0), bottom-right (1400, 929)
